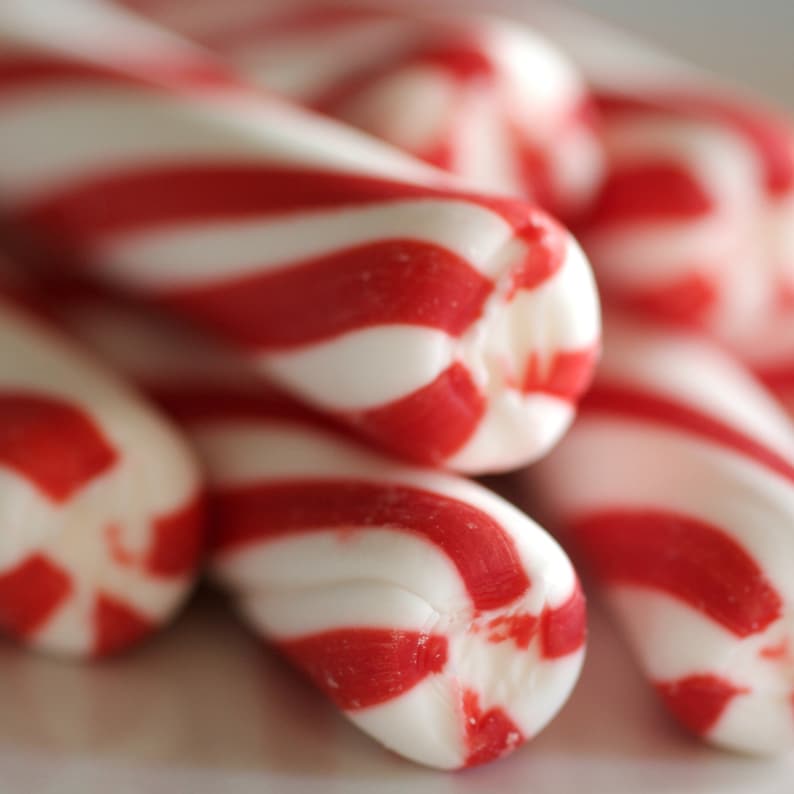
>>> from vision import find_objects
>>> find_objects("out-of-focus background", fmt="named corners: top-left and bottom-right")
top-left (569, 0), bottom-right (794, 107)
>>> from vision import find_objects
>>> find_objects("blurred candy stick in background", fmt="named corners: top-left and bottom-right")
top-left (525, 316), bottom-right (794, 754)
top-left (524, 3), bottom-right (794, 409)
top-left (115, 0), bottom-right (605, 222)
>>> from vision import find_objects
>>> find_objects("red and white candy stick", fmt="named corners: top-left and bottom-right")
top-left (0, 267), bottom-right (204, 659)
top-left (42, 280), bottom-right (586, 770)
top-left (116, 0), bottom-right (604, 222)
top-left (206, 405), bottom-right (586, 769)
top-left (527, 317), bottom-right (794, 754)
top-left (527, 5), bottom-right (794, 355)
top-left (0, 0), bottom-right (600, 475)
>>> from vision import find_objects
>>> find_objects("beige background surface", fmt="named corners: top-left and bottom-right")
top-left (569, 0), bottom-right (794, 107)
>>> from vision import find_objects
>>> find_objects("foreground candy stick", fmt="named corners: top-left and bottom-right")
top-left (527, 4), bottom-right (794, 355)
top-left (528, 318), bottom-right (794, 754)
top-left (47, 283), bottom-right (586, 769)
top-left (0, 279), bottom-right (203, 658)
top-left (0, 0), bottom-right (600, 474)
top-left (118, 0), bottom-right (604, 221)
top-left (207, 409), bottom-right (586, 768)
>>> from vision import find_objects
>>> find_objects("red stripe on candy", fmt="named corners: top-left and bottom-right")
top-left (146, 492), bottom-right (206, 576)
top-left (655, 674), bottom-right (748, 735)
top-left (411, 39), bottom-right (495, 82)
top-left (582, 161), bottom-right (714, 228)
top-left (615, 272), bottom-right (719, 327)
top-left (158, 240), bottom-right (493, 348)
top-left (505, 213), bottom-right (567, 297)
top-left (93, 594), bottom-right (154, 657)
top-left (462, 689), bottom-right (524, 767)
top-left (580, 382), bottom-right (794, 485)
top-left (753, 361), bottom-right (794, 395)
top-left (484, 581), bottom-right (586, 658)
top-left (212, 479), bottom-right (531, 611)
top-left (422, 137), bottom-right (456, 172)
top-left (0, 56), bottom-right (240, 95)
top-left (14, 166), bottom-right (436, 241)
top-left (759, 640), bottom-right (789, 661)
top-left (572, 510), bottom-right (782, 637)
top-left (146, 383), bottom-right (334, 428)
top-left (522, 347), bottom-right (599, 402)
top-left (596, 92), bottom-right (794, 196)
top-left (345, 363), bottom-right (485, 465)
top-left (278, 628), bottom-right (447, 710)
top-left (14, 165), bottom-right (563, 259)
top-left (0, 555), bottom-right (72, 637)
top-left (541, 580), bottom-right (587, 658)
top-left (0, 393), bottom-right (117, 501)
top-left (486, 612), bottom-right (538, 649)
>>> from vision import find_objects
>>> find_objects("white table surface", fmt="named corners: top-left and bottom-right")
top-left (1, 3), bottom-right (792, 793)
